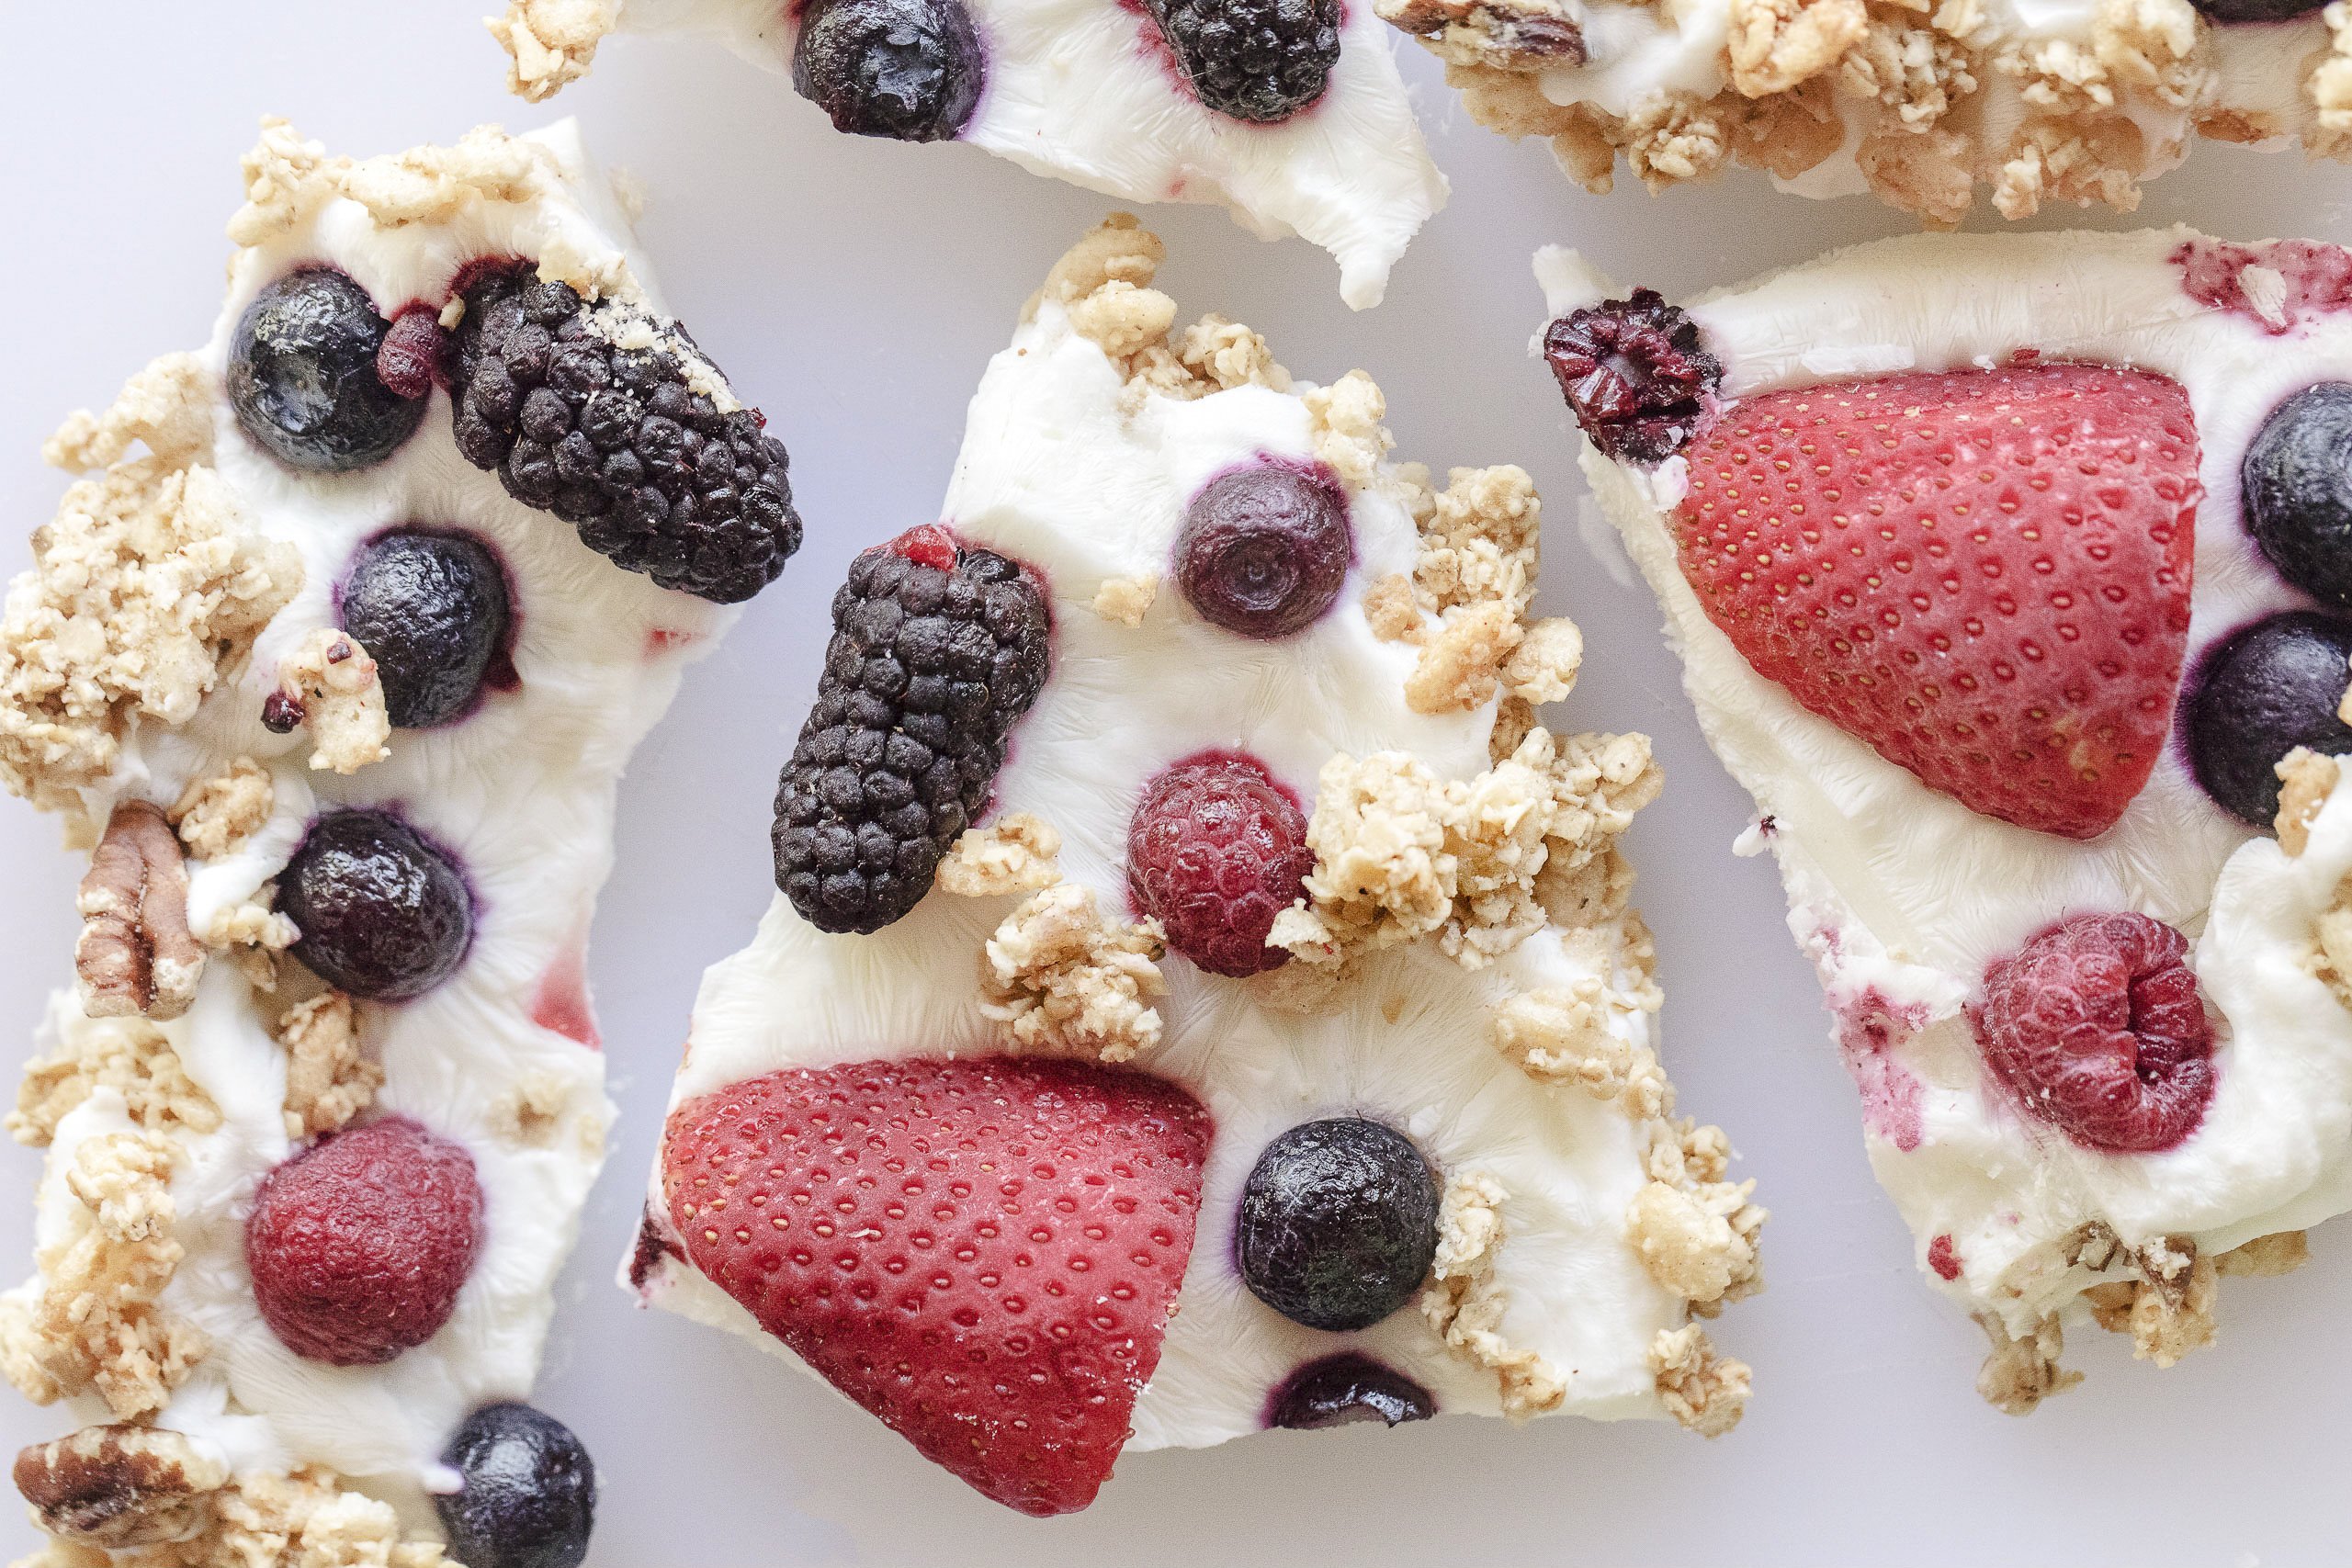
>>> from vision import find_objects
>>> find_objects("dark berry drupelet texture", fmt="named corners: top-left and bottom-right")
top-left (245, 1117), bottom-right (483, 1366)
top-left (229, 269), bottom-right (426, 474)
top-left (1146, 0), bottom-right (1341, 123)
top-left (435, 1404), bottom-right (597, 1568)
top-left (1174, 462), bottom-right (1351, 639)
top-left (2243, 382), bottom-right (2352, 606)
top-left (793, 0), bottom-right (986, 141)
top-left (773, 526), bottom-right (1052, 934)
top-left (1544, 289), bottom-right (1722, 466)
top-left (2186, 610), bottom-right (2352, 828)
top-left (450, 266), bottom-right (801, 604)
top-left (1126, 751), bottom-right (1311, 976)
top-left (1237, 1118), bottom-right (1440, 1332)
top-left (1267, 1352), bottom-right (1434, 1430)
top-left (2188, 0), bottom-right (2322, 17)
top-left (281, 809), bottom-right (474, 1000)
top-left (338, 530), bottom-right (514, 729)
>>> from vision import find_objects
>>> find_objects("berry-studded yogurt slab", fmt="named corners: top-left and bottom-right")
top-left (1538, 226), bottom-right (2352, 1410)
top-left (0, 119), bottom-right (799, 1563)
top-left (489, 0), bottom-right (1446, 308)
top-left (1385, 0), bottom-right (2348, 223)
top-left (627, 215), bottom-right (1766, 1515)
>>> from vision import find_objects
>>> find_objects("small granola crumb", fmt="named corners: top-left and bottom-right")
top-left (1408, 601), bottom-right (1520, 715)
top-left (228, 118), bottom-right (553, 251)
top-left (1419, 1171), bottom-right (1567, 1419)
top-left (277, 993), bottom-right (380, 1140)
top-left (14, 1423), bottom-right (229, 1551)
top-left (1503, 617), bottom-right (1583, 705)
top-left (1488, 978), bottom-right (1669, 1116)
top-left (978, 884), bottom-right (1168, 1063)
top-left (489, 0), bottom-right (617, 101)
top-left (1975, 1311), bottom-right (2081, 1414)
top-left (41, 356), bottom-right (213, 475)
top-left (1648, 1323), bottom-right (1751, 1437)
top-left (1176, 315), bottom-right (1292, 392)
top-left (275, 628), bottom-right (390, 775)
top-left (2109, 1236), bottom-right (2217, 1367)
top-left (2314, 2), bottom-right (2352, 159)
top-left (1633, 1118), bottom-right (1765, 1308)
top-left (936, 814), bottom-right (1063, 898)
top-left (1305, 372), bottom-right (1395, 490)
top-left (1091, 575), bottom-right (1159, 627)
top-left (76, 803), bottom-right (205, 1022)
top-left (168, 758), bottom-right (273, 863)
top-left (2275, 746), bottom-right (2336, 857)
top-left (490, 1072), bottom-right (587, 1150)
top-left (1362, 573), bottom-right (1422, 642)
top-left (1727, 0), bottom-right (1869, 96)
top-left (9, 1014), bottom-right (218, 1149)
top-left (2215, 1230), bottom-right (2310, 1277)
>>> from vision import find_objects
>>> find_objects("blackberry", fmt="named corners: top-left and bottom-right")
top-left (435, 1404), bottom-right (596, 1568)
top-left (1173, 461), bottom-right (1351, 639)
top-left (2188, 0), bottom-right (2322, 17)
top-left (229, 269), bottom-right (427, 473)
top-left (1237, 1118), bottom-right (1439, 1332)
top-left (772, 525), bottom-right (1052, 934)
top-left (337, 530), bottom-right (514, 728)
top-left (449, 266), bottom-right (801, 604)
top-left (2243, 382), bottom-right (2352, 606)
top-left (2185, 611), bottom-right (2352, 828)
top-left (1146, 0), bottom-right (1340, 124)
top-left (793, 0), bottom-right (986, 142)
top-left (1544, 289), bottom-right (1722, 466)
top-left (1267, 1352), bottom-right (1435, 1430)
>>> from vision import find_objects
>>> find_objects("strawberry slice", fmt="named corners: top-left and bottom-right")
top-left (1672, 363), bottom-right (2199, 839)
top-left (662, 1055), bottom-right (1211, 1515)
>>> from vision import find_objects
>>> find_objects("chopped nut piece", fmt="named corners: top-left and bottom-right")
top-left (1376, 0), bottom-right (1588, 68)
top-left (168, 758), bottom-right (273, 862)
top-left (935, 814), bottom-right (1064, 898)
top-left (1419, 1171), bottom-right (1567, 1418)
top-left (490, 0), bottom-right (618, 101)
top-left (9, 1015), bottom-right (218, 1148)
top-left (1648, 1324), bottom-right (1751, 1436)
top-left (1091, 575), bottom-right (1159, 627)
top-left (273, 628), bottom-right (390, 775)
top-left (14, 1423), bottom-right (229, 1550)
top-left (76, 803), bottom-right (204, 1022)
top-left (979, 884), bottom-right (1168, 1063)
top-left (277, 993), bottom-right (381, 1140)
top-left (1974, 1311), bottom-right (2081, 1414)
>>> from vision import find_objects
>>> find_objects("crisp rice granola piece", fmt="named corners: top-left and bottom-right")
top-left (1419, 1171), bottom-right (1568, 1419)
top-left (166, 758), bottom-right (273, 863)
top-left (978, 883), bottom-right (1169, 1063)
top-left (936, 814), bottom-right (1065, 897)
top-left (1648, 1323), bottom-right (1751, 1436)
top-left (1091, 575), bottom-right (1159, 627)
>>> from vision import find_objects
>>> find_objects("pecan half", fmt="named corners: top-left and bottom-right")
top-left (75, 803), bottom-right (204, 1021)
top-left (14, 1423), bottom-right (227, 1548)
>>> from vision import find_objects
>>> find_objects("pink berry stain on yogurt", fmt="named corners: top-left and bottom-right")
top-left (1831, 986), bottom-right (1928, 1153)
top-left (2174, 239), bottom-right (2352, 336)
top-left (530, 931), bottom-right (600, 1049)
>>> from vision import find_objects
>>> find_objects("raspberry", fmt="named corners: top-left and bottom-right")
top-left (772, 528), bottom-right (1053, 933)
top-left (1143, 0), bottom-right (1342, 123)
top-left (1125, 751), bottom-right (1311, 976)
top-left (1543, 289), bottom-right (1722, 465)
top-left (375, 308), bottom-right (448, 401)
top-left (1172, 462), bottom-right (1351, 640)
top-left (1972, 913), bottom-right (2217, 1155)
top-left (245, 1118), bottom-right (484, 1366)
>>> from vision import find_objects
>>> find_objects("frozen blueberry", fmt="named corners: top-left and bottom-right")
top-left (1173, 461), bottom-right (1351, 639)
top-left (338, 531), bottom-right (514, 728)
top-left (1236, 1118), bottom-right (1439, 1332)
top-left (1267, 1352), bottom-right (1435, 1430)
top-left (435, 1403), bottom-right (595, 1568)
top-left (228, 269), bottom-right (425, 473)
top-left (2244, 383), bottom-right (2352, 607)
top-left (2185, 610), bottom-right (2352, 828)
top-left (792, 0), bottom-right (986, 142)
top-left (281, 809), bottom-right (473, 999)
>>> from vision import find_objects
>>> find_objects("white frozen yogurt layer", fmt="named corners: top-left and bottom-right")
top-left (1539, 226), bottom-right (2352, 1406)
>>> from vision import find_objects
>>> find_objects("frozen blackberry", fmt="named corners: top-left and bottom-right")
top-left (1544, 289), bottom-right (1722, 465)
top-left (449, 265), bottom-right (801, 604)
top-left (1173, 461), bottom-right (1351, 639)
top-left (793, 0), bottom-right (986, 141)
top-left (772, 525), bottom-right (1052, 934)
top-left (1267, 1353), bottom-right (1434, 1430)
top-left (1146, 0), bottom-right (1340, 123)
top-left (229, 269), bottom-right (426, 473)
top-left (338, 530), bottom-right (514, 728)
top-left (1237, 1118), bottom-right (1439, 1332)
top-left (2244, 382), bottom-right (2352, 606)
top-left (2189, 0), bottom-right (2323, 17)
top-left (2185, 611), bottom-right (2352, 828)
top-left (281, 809), bottom-right (474, 1000)
top-left (435, 1404), bottom-right (596, 1568)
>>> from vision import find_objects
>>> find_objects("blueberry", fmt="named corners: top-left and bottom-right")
top-left (2185, 610), bottom-right (2352, 827)
top-left (281, 809), bottom-right (473, 1000)
top-left (228, 269), bottom-right (425, 473)
top-left (2244, 383), bottom-right (2352, 606)
top-left (792, 0), bottom-right (986, 142)
top-left (1174, 461), bottom-right (1351, 640)
top-left (435, 1403), bottom-right (595, 1568)
top-left (338, 531), bottom-right (514, 728)
top-left (1266, 1352), bottom-right (1434, 1430)
top-left (1236, 1118), bottom-right (1438, 1332)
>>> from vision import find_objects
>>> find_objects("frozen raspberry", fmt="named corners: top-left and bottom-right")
top-left (1543, 289), bottom-right (1722, 465)
top-left (1172, 462), bottom-right (1351, 640)
top-left (376, 308), bottom-right (449, 401)
top-left (1126, 751), bottom-right (1311, 976)
top-left (1972, 913), bottom-right (2217, 1155)
top-left (245, 1118), bottom-right (484, 1366)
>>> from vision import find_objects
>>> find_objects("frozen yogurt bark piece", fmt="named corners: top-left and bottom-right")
top-left (1540, 226), bottom-right (2352, 1409)
top-left (490, 0), bottom-right (1446, 308)
top-left (628, 214), bottom-right (1764, 1517)
top-left (1388, 0), bottom-right (2348, 222)
top-left (0, 118), bottom-right (799, 1563)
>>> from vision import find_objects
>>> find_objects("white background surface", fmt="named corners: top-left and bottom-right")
top-left (4, 5), bottom-right (2351, 1563)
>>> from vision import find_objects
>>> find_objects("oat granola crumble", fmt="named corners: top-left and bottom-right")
top-left (1419, 1171), bottom-right (1568, 1418)
top-left (1647, 1323), bottom-right (1752, 1436)
top-left (275, 629), bottom-right (390, 776)
top-left (9, 1017), bottom-right (217, 1150)
top-left (978, 884), bottom-right (1169, 1063)
top-left (276, 993), bottom-right (380, 1140)
top-left (1091, 575), bottom-right (1159, 627)
top-left (167, 759), bottom-right (273, 863)
top-left (491, 0), bottom-right (618, 101)
top-left (1973, 1311), bottom-right (2081, 1414)
top-left (937, 814), bottom-right (1065, 898)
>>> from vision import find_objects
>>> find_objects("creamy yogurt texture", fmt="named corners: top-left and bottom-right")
top-left (630, 220), bottom-right (1760, 1484)
top-left (492, 0), bottom-right (1444, 308)
top-left (0, 119), bottom-right (744, 1551)
top-left (1541, 227), bottom-right (2352, 1402)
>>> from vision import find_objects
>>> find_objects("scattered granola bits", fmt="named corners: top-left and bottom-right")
top-left (491, 0), bottom-right (618, 101)
top-left (935, 813), bottom-right (1064, 897)
top-left (271, 628), bottom-right (392, 776)
top-left (1633, 1118), bottom-right (1765, 1309)
top-left (1490, 980), bottom-right (1669, 1115)
top-left (228, 119), bottom-right (552, 253)
top-left (8, 1013), bottom-right (218, 1149)
top-left (41, 356), bottom-right (213, 475)
top-left (277, 993), bottom-right (381, 1140)
top-left (1361, 573), bottom-right (1422, 642)
top-left (978, 884), bottom-right (1169, 1063)
top-left (14, 1423), bottom-right (229, 1550)
top-left (75, 804), bottom-right (205, 1023)
top-left (2216, 1230), bottom-right (2311, 1277)
top-left (1727, 0), bottom-right (1868, 96)
top-left (1404, 466), bottom-right (1544, 714)
top-left (2274, 746), bottom-right (2336, 858)
top-left (2314, 2), bottom-right (2352, 158)
top-left (1419, 1171), bottom-right (1567, 1419)
top-left (1034, 215), bottom-right (1178, 370)
top-left (1973, 1311), bottom-right (2082, 1414)
top-left (1304, 372), bottom-right (1394, 490)
top-left (1648, 1323), bottom-right (1752, 1437)
top-left (2085, 1236), bottom-right (2217, 1366)
top-left (1091, 574), bottom-right (1159, 626)
top-left (168, 758), bottom-right (274, 863)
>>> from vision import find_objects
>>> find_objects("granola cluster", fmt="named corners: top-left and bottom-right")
top-left (1383, 0), bottom-right (2347, 221)
top-left (978, 883), bottom-right (1170, 1064)
top-left (1419, 1171), bottom-right (1569, 1419)
top-left (13, 1453), bottom-right (453, 1568)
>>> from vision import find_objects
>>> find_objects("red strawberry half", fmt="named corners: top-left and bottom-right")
top-left (1672, 363), bottom-right (2199, 839)
top-left (662, 1055), bottom-right (1212, 1516)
